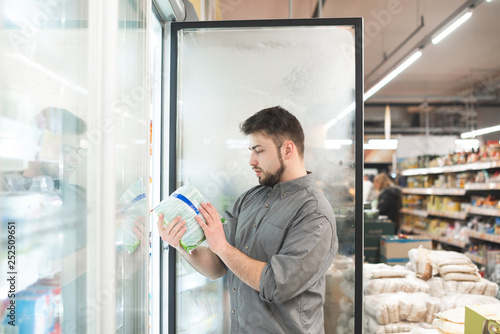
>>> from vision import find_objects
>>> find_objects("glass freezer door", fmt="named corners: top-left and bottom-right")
top-left (165, 19), bottom-right (364, 334)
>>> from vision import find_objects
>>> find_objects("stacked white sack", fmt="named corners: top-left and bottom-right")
top-left (363, 263), bottom-right (438, 334)
top-left (323, 255), bottom-right (354, 334)
top-left (428, 277), bottom-right (498, 298)
top-left (408, 247), bottom-right (499, 299)
top-left (336, 263), bottom-right (355, 334)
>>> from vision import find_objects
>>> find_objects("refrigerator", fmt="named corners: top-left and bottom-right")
top-left (160, 18), bottom-right (364, 334)
top-left (1, 0), bottom-right (151, 333)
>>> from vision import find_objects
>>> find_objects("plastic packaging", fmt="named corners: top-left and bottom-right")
top-left (153, 178), bottom-right (225, 253)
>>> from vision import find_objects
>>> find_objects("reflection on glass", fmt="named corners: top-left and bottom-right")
top-left (175, 24), bottom-right (357, 334)
top-left (1, 0), bottom-right (151, 332)
top-left (113, 0), bottom-right (150, 333)
top-left (0, 0), bottom-right (90, 326)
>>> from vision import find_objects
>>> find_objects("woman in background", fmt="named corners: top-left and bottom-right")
top-left (373, 173), bottom-right (402, 234)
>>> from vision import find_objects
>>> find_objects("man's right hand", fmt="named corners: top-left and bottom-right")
top-left (156, 214), bottom-right (187, 251)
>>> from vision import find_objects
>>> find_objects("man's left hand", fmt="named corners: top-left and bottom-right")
top-left (196, 202), bottom-right (229, 255)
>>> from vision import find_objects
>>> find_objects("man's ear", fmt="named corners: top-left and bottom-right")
top-left (283, 140), bottom-right (294, 159)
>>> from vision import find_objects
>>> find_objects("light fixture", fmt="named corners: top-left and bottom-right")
top-left (324, 52), bottom-right (422, 130)
top-left (364, 139), bottom-right (398, 150)
top-left (364, 51), bottom-right (422, 101)
top-left (455, 139), bottom-right (480, 151)
top-left (432, 11), bottom-right (473, 45)
top-left (384, 105), bottom-right (391, 140)
top-left (461, 125), bottom-right (500, 138)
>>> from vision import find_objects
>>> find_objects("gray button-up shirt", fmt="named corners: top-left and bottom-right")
top-left (222, 173), bottom-right (338, 334)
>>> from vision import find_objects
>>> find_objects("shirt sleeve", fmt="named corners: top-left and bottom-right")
top-left (258, 211), bottom-right (337, 303)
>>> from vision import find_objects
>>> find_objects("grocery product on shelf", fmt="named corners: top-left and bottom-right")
top-left (400, 152), bottom-right (500, 282)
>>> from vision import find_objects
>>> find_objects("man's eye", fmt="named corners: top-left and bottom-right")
top-left (255, 150), bottom-right (263, 154)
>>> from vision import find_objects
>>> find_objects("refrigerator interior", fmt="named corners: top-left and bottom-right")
top-left (0, 0), bottom-right (151, 333)
top-left (166, 20), bottom-right (362, 334)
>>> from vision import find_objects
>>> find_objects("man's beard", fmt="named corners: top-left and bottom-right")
top-left (259, 155), bottom-right (285, 187)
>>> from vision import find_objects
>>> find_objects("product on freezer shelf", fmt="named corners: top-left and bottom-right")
top-left (152, 177), bottom-right (225, 253)
top-left (1, 288), bottom-right (55, 334)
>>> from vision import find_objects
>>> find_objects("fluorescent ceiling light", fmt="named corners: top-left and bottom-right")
top-left (364, 139), bottom-right (398, 150)
top-left (364, 51), bottom-right (422, 101)
top-left (455, 139), bottom-right (479, 151)
top-left (324, 139), bottom-right (353, 150)
top-left (432, 11), bottom-right (473, 45)
top-left (324, 51), bottom-right (422, 130)
top-left (461, 125), bottom-right (500, 138)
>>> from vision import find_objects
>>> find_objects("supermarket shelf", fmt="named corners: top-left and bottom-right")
top-left (401, 208), bottom-right (467, 220)
top-left (465, 183), bottom-right (500, 191)
top-left (400, 225), bottom-right (414, 234)
top-left (465, 252), bottom-right (487, 265)
top-left (403, 225), bottom-right (500, 247)
top-left (400, 225), bottom-right (467, 248)
top-left (402, 188), bottom-right (466, 196)
top-left (401, 160), bottom-right (500, 176)
top-left (468, 206), bottom-right (500, 217)
top-left (427, 210), bottom-right (468, 220)
top-left (401, 208), bottom-right (428, 217)
top-left (468, 230), bottom-right (500, 244)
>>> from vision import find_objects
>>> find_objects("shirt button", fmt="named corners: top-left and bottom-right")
top-left (253, 224), bottom-right (256, 228)
top-left (232, 288), bottom-right (236, 293)
top-left (265, 204), bottom-right (269, 208)
top-left (232, 310), bottom-right (236, 314)
top-left (245, 245), bottom-right (249, 250)
top-left (283, 193), bottom-right (287, 196)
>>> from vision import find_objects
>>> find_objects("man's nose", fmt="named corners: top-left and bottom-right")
top-left (249, 152), bottom-right (257, 166)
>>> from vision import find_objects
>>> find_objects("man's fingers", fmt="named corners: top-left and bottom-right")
top-left (170, 220), bottom-right (186, 238)
top-left (156, 214), bottom-right (165, 232)
top-left (195, 215), bottom-right (207, 230)
top-left (199, 202), bottom-right (217, 221)
top-left (164, 215), bottom-right (182, 234)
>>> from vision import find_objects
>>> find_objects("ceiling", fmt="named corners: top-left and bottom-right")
top-left (213, 0), bottom-right (500, 135)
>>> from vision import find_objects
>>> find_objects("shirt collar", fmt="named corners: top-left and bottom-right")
top-left (272, 172), bottom-right (313, 197)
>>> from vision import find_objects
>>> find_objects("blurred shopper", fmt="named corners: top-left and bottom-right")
top-left (363, 174), bottom-right (377, 203)
top-left (374, 173), bottom-right (402, 233)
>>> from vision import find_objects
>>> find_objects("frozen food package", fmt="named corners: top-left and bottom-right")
top-left (116, 177), bottom-right (147, 253)
top-left (153, 177), bottom-right (225, 253)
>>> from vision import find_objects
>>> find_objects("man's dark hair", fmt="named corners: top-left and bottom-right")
top-left (239, 106), bottom-right (305, 158)
top-left (36, 107), bottom-right (87, 135)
